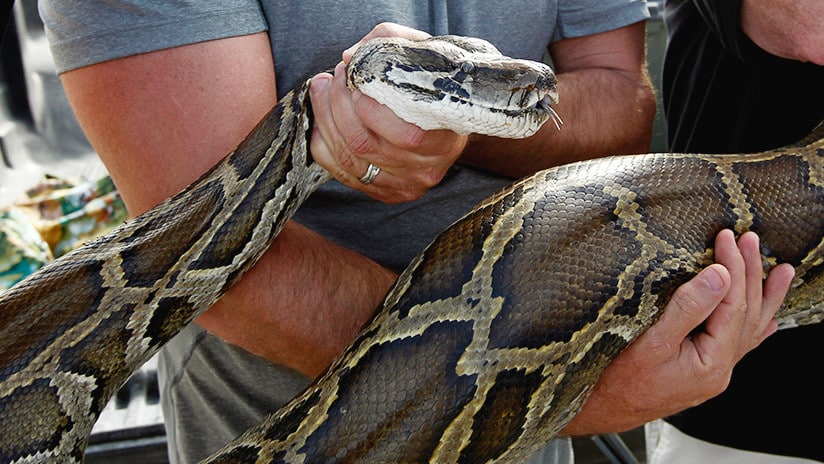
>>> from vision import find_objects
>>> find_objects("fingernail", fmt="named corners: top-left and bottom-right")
top-left (701, 267), bottom-right (724, 292)
top-left (343, 43), bottom-right (362, 61)
top-left (343, 47), bottom-right (355, 60)
top-left (334, 61), bottom-right (347, 76)
top-left (310, 76), bottom-right (330, 94)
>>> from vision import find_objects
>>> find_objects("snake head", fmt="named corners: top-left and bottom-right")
top-left (347, 35), bottom-right (559, 139)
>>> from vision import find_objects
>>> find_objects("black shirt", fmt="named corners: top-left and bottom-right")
top-left (662, 0), bottom-right (824, 460)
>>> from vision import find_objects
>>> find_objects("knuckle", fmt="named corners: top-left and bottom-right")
top-left (447, 134), bottom-right (470, 157)
top-left (395, 124), bottom-right (428, 152)
top-left (346, 129), bottom-right (375, 157)
top-left (372, 22), bottom-right (398, 37)
top-left (695, 361), bottom-right (733, 396)
top-left (334, 149), bottom-right (357, 172)
top-left (332, 148), bottom-right (362, 179)
top-left (745, 310), bottom-right (763, 330)
top-left (428, 133), bottom-right (466, 160)
top-left (707, 371), bottom-right (731, 396)
top-left (669, 285), bottom-right (704, 318)
top-left (418, 167), bottom-right (447, 188)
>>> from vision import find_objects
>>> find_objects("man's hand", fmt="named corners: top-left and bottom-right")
top-left (309, 23), bottom-right (468, 204)
top-left (562, 229), bottom-right (795, 435)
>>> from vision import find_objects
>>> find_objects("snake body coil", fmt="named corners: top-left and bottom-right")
top-left (0, 35), bottom-right (822, 463)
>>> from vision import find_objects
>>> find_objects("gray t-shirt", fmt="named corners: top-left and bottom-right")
top-left (40, 1), bottom-right (649, 462)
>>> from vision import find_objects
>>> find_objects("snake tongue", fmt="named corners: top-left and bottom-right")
top-left (536, 95), bottom-right (554, 112)
top-left (536, 89), bottom-right (562, 130)
top-left (538, 86), bottom-right (559, 109)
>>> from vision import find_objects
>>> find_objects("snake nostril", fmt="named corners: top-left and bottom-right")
top-left (460, 61), bottom-right (476, 74)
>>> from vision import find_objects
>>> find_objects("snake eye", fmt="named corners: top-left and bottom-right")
top-left (459, 61), bottom-right (476, 74)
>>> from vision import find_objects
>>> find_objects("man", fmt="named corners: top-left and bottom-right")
top-left (39, 1), bottom-right (791, 462)
top-left (646, 0), bottom-right (824, 462)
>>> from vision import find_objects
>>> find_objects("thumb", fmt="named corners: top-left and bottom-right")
top-left (342, 23), bottom-right (431, 63)
top-left (647, 264), bottom-right (731, 343)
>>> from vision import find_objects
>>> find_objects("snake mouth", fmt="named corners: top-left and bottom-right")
top-left (535, 88), bottom-right (562, 131)
top-left (539, 87), bottom-right (559, 109)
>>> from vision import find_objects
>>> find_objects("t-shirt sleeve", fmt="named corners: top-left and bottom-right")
top-left (552, 0), bottom-right (650, 42)
top-left (38, 0), bottom-right (268, 73)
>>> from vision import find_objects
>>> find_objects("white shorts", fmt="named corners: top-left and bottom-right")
top-left (645, 420), bottom-right (822, 464)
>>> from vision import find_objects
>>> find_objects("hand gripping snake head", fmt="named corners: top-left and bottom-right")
top-left (347, 35), bottom-right (560, 139)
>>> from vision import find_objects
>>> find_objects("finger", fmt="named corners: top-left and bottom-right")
top-left (641, 263), bottom-right (730, 360)
top-left (308, 73), bottom-right (348, 180)
top-left (763, 263), bottom-right (795, 315)
top-left (342, 23), bottom-right (431, 63)
top-left (326, 61), bottom-right (426, 173)
top-left (758, 262), bottom-right (795, 340)
top-left (737, 231), bottom-right (768, 349)
top-left (327, 62), bottom-right (381, 174)
top-left (351, 90), bottom-right (468, 158)
top-left (310, 71), bottom-right (442, 203)
top-left (688, 229), bottom-right (753, 371)
top-left (329, 64), bottom-right (459, 192)
top-left (310, 68), bottom-right (390, 191)
top-left (328, 61), bottom-right (428, 168)
top-left (701, 229), bottom-right (747, 341)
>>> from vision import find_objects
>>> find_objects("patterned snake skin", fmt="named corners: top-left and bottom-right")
top-left (1, 35), bottom-right (822, 463)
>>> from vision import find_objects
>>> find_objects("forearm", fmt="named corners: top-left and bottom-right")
top-left (739, 0), bottom-right (824, 64)
top-left (684, 0), bottom-right (824, 64)
top-left (460, 23), bottom-right (655, 178)
top-left (196, 220), bottom-right (397, 378)
top-left (59, 34), bottom-right (397, 378)
top-left (461, 66), bottom-right (655, 178)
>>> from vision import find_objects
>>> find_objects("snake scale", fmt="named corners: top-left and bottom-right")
top-left (1, 35), bottom-right (823, 463)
